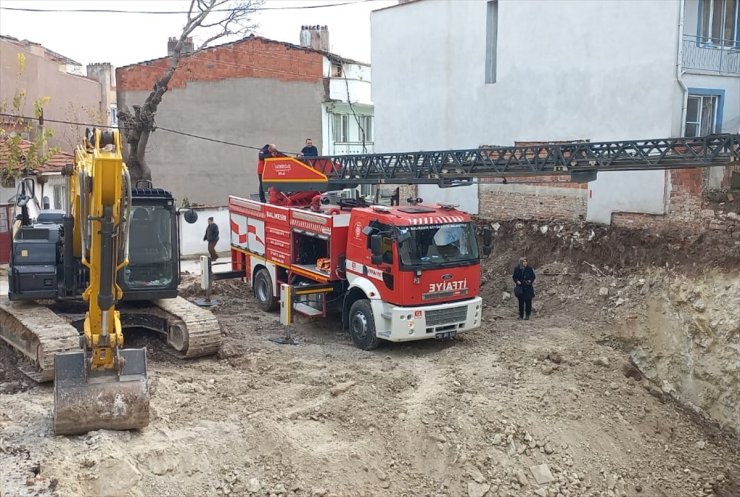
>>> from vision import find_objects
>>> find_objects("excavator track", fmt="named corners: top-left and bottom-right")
top-left (0, 296), bottom-right (220, 384)
top-left (151, 297), bottom-right (222, 358)
top-left (0, 298), bottom-right (80, 383)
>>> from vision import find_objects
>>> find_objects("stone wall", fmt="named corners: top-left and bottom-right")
top-left (612, 166), bottom-right (740, 237)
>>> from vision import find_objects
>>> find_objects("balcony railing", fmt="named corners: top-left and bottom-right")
top-left (682, 35), bottom-right (740, 75)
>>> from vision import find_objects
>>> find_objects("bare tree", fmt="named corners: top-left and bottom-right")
top-left (118, 0), bottom-right (262, 182)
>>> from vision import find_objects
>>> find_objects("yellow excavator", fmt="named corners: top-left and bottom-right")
top-left (1, 128), bottom-right (220, 434)
top-left (52, 129), bottom-right (149, 434)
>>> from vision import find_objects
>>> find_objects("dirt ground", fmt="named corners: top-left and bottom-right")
top-left (1, 222), bottom-right (739, 497)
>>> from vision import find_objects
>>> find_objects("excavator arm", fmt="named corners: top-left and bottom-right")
top-left (53, 129), bottom-right (149, 435)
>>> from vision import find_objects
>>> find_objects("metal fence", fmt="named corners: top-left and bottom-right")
top-left (682, 35), bottom-right (740, 74)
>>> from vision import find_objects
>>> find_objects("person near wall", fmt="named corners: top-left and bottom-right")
top-left (512, 256), bottom-right (536, 320)
top-left (203, 216), bottom-right (219, 261)
top-left (298, 138), bottom-right (318, 158)
top-left (257, 143), bottom-right (278, 203)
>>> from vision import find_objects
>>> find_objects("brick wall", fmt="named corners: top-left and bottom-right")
top-left (611, 167), bottom-right (739, 238)
top-left (117, 36), bottom-right (324, 91)
top-left (478, 182), bottom-right (588, 221)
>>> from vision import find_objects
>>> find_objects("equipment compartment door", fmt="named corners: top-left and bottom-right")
top-left (0, 203), bottom-right (12, 264)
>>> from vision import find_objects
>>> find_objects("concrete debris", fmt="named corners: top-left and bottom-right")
top-left (529, 464), bottom-right (555, 485)
top-left (329, 381), bottom-right (356, 397)
top-left (594, 356), bottom-right (610, 368)
top-left (467, 481), bottom-right (491, 497)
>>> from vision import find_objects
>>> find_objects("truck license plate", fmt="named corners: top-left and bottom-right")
top-left (435, 331), bottom-right (456, 340)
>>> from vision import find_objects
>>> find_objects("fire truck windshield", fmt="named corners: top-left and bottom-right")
top-left (396, 222), bottom-right (479, 268)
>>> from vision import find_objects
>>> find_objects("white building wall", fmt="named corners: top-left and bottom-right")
top-left (321, 56), bottom-right (374, 157)
top-left (372, 0), bottom-right (684, 222)
top-left (178, 206), bottom-right (231, 257)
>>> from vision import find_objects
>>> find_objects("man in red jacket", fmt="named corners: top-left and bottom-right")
top-left (257, 144), bottom-right (278, 203)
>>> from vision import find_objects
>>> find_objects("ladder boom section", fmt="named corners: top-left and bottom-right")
top-left (263, 134), bottom-right (740, 191)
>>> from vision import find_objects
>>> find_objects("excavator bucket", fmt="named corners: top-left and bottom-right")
top-left (52, 348), bottom-right (150, 435)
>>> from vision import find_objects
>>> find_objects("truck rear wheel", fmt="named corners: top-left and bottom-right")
top-left (348, 299), bottom-right (380, 350)
top-left (253, 268), bottom-right (278, 312)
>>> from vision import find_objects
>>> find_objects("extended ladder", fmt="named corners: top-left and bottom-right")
top-left (262, 134), bottom-right (740, 191)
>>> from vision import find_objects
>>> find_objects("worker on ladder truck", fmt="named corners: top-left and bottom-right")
top-left (228, 134), bottom-right (740, 350)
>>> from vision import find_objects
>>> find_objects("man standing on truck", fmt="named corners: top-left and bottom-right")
top-left (299, 138), bottom-right (318, 158)
top-left (257, 144), bottom-right (278, 202)
top-left (203, 217), bottom-right (220, 261)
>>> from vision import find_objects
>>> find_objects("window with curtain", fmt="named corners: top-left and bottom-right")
top-left (685, 94), bottom-right (719, 136)
top-left (700, 0), bottom-right (740, 46)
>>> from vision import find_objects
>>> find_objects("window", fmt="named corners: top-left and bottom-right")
top-left (699, 0), bottom-right (740, 46)
top-left (110, 104), bottom-right (118, 126)
top-left (124, 205), bottom-right (174, 288)
top-left (333, 114), bottom-right (349, 143)
top-left (485, 0), bottom-right (498, 83)
top-left (397, 222), bottom-right (480, 269)
top-left (685, 90), bottom-right (724, 136)
top-left (53, 184), bottom-right (66, 210)
top-left (359, 115), bottom-right (373, 143)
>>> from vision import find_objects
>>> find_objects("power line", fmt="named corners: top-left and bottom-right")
top-left (0, 112), bottom-right (271, 152)
top-left (0, 1), bottom-right (364, 14)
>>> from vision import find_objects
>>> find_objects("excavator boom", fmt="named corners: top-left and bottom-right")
top-left (52, 129), bottom-right (149, 435)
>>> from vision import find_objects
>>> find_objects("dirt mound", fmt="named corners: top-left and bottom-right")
top-left (476, 218), bottom-right (740, 275)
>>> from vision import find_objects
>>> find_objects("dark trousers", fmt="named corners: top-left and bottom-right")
top-left (258, 175), bottom-right (266, 203)
top-left (517, 296), bottom-right (532, 318)
top-left (207, 241), bottom-right (218, 260)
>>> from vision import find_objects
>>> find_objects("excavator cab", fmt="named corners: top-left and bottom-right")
top-left (119, 189), bottom-right (180, 301)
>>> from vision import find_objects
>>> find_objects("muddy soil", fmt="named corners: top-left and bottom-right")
top-left (1, 221), bottom-right (739, 497)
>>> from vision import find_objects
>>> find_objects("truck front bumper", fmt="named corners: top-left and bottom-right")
top-left (371, 297), bottom-right (483, 343)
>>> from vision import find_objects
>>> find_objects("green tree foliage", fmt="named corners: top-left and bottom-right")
top-left (0, 53), bottom-right (59, 186)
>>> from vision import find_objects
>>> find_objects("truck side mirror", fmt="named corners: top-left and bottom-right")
top-left (482, 227), bottom-right (493, 257)
top-left (370, 234), bottom-right (386, 265)
top-left (370, 234), bottom-right (382, 256)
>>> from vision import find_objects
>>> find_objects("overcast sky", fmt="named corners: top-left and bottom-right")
top-left (0, 0), bottom-right (396, 68)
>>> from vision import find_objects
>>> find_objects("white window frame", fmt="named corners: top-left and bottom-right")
top-left (53, 184), bottom-right (66, 210)
top-left (110, 104), bottom-right (118, 127)
top-left (333, 114), bottom-right (349, 143)
top-left (359, 115), bottom-right (373, 143)
top-left (685, 94), bottom-right (719, 136)
top-left (699, 0), bottom-right (740, 47)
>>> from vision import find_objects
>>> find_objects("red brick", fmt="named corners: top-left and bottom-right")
top-left (117, 37), bottom-right (324, 92)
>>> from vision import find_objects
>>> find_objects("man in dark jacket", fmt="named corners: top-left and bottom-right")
top-left (512, 257), bottom-right (536, 320)
top-left (299, 138), bottom-right (318, 157)
top-left (203, 217), bottom-right (219, 261)
top-left (257, 144), bottom-right (278, 203)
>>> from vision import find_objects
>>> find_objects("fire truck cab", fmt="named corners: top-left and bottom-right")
top-left (228, 194), bottom-right (490, 349)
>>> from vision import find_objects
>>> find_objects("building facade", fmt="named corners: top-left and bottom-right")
top-left (371, 0), bottom-right (739, 225)
top-left (0, 35), bottom-right (106, 151)
top-left (116, 29), bottom-right (373, 206)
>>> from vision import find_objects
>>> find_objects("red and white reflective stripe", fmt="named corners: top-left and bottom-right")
top-left (409, 215), bottom-right (465, 225)
top-left (345, 259), bottom-right (383, 281)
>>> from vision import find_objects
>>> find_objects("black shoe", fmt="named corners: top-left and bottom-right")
top-left (518, 316), bottom-right (523, 320)
top-left (525, 316), bottom-right (530, 320)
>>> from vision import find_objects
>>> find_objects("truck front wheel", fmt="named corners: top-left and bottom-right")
top-left (253, 268), bottom-right (278, 312)
top-left (348, 299), bottom-right (380, 350)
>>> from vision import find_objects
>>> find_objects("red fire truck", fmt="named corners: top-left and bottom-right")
top-left (228, 135), bottom-right (740, 349)
top-left (229, 188), bottom-right (489, 349)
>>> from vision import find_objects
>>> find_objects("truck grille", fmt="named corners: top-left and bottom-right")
top-left (425, 306), bottom-right (467, 326)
